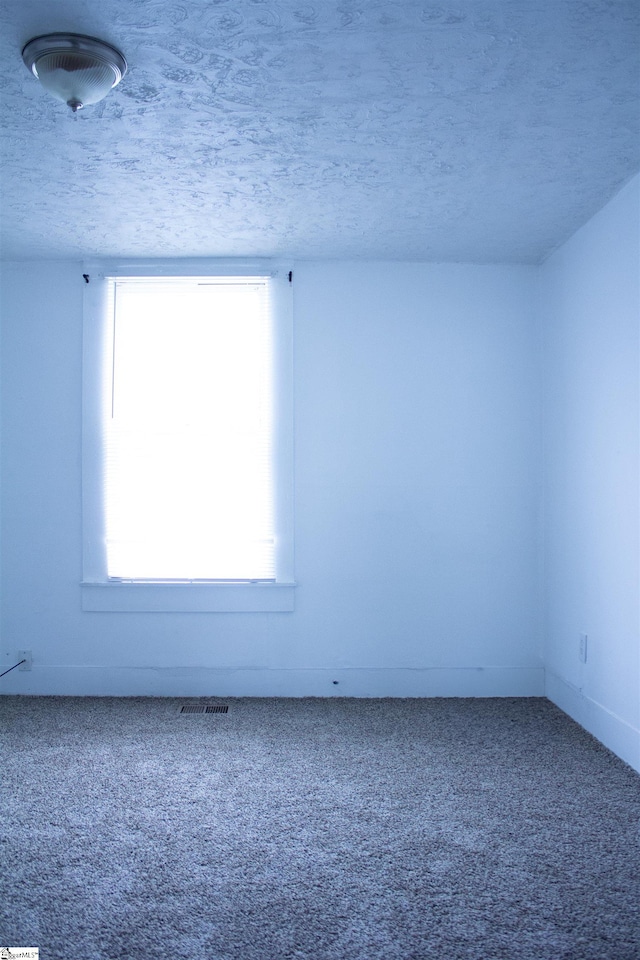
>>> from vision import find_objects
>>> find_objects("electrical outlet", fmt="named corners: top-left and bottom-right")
top-left (578, 634), bottom-right (588, 664)
top-left (17, 650), bottom-right (32, 671)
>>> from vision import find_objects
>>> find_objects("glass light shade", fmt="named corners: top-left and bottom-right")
top-left (22, 34), bottom-right (127, 112)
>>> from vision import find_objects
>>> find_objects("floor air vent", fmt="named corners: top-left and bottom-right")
top-left (178, 703), bottom-right (229, 715)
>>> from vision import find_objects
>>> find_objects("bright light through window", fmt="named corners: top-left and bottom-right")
top-left (104, 278), bottom-right (275, 581)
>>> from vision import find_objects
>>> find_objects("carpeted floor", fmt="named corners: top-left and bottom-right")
top-left (0, 696), bottom-right (638, 960)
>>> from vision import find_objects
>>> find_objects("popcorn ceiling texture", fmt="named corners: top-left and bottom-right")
top-left (0, 0), bottom-right (638, 263)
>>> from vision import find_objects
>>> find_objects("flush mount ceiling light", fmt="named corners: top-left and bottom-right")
top-left (22, 33), bottom-right (127, 112)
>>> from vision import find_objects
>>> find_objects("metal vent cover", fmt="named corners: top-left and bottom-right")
top-left (178, 703), bottom-right (229, 715)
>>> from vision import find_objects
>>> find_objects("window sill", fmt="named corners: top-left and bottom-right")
top-left (81, 580), bottom-right (296, 612)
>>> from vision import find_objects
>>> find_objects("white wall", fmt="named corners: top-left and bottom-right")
top-left (541, 173), bottom-right (640, 771)
top-left (0, 261), bottom-right (543, 697)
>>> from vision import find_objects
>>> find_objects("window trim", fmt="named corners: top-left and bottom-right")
top-left (81, 259), bottom-right (295, 612)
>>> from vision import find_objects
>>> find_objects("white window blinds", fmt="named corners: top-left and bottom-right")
top-left (104, 276), bottom-right (275, 581)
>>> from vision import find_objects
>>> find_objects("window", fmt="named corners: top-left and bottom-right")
top-left (82, 261), bottom-right (294, 612)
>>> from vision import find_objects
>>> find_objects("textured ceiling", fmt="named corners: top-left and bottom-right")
top-left (0, 0), bottom-right (638, 263)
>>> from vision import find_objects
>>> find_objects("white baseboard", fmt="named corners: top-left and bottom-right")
top-left (5, 664), bottom-right (635, 772)
top-left (0, 664), bottom-right (545, 699)
top-left (545, 671), bottom-right (640, 774)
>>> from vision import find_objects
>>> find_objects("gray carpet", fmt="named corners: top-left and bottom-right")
top-left (0, 696), bottom-right (638, 960)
